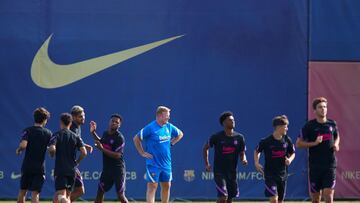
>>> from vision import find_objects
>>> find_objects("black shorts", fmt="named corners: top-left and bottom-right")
top-left (55, 175), bottom-right (75, 191)
top-left (98, 168), bottom-right (126, 193)
top-left (309, 167), bottom-right (336, 193)
top-left (20, 173), bottom-right (45, 192)
top-left (264, 177), bottom-right (286, 200)
top-left (214, 172), bottom-right (238, 198)
top-left (74, 168), bottom-right (84, 188)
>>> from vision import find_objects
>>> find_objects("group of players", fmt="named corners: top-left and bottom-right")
top-left (15, 97), bottom-right (340, 203)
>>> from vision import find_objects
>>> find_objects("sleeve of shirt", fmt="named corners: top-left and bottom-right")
top-left (76, 136), bottom-right (85, 149)
top-left (300, 124), bottom-right (309, 141)
top-left (21, 129), bottom-right (29, 141)
top-left (138, 125), bottom-right (151, 140)
top-left (286, 136), bottom-right (295, 155)
top-left (115, 135), bottom-right (125, 153)
top-left (239, 136), bottom-right (246, 152)
top-left (333, 121), bottom-right (339, 140)
top-left (48, 133), bottom-right (58, 147)
top-left (169, 123), bottom-right (180, 138)
top-left (208, 134), bottom-right (217, 148)
top-left (256, 139), bottom-right (265, 153)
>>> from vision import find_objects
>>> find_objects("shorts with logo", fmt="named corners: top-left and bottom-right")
top-left (264, 177), bottom-right (286, 200)
top-left (146, 165), bottom-right (172, 183)
top-left (20, 173), bottom-right (45, 192)
top-left (74, 167), bottom-right (84, 188)
top-left (98, 168), bottom-right (126, 193)
top-left (55, 175), bottom-right (75, 191)
top-left (309, 167), bottom-right (336, 193)
top-left (214, 172), bottom-right (239, 198)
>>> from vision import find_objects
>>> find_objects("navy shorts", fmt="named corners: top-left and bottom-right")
top-left (55, 175), bottom-right (75, 191)
top-left (74, 168), bottom-right (84, 188)
top-left (309, 167), bottom-right (336, 193)
top-left (214, 172), bottom-right (239, 198)
top-left (20, 173), bottom-right (45, 192)
top-left (264, 177), bottom-right (286, 200)
top-left (98, 168), bottom-right (126, 193)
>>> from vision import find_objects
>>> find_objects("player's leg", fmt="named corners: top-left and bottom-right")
top-left (277, 180), bottom-right (286, 203)
top-left (146, 165), bottom-right (160, 203)
top-left (309, 168), bottom-right (322, 203)
top-left (225, 172), bottom-right (239, 203)
top-left (29, 174), bottom-right (45, 203)
top-left (264, 178), bottom-right (279, 203)
top-left (214, 173), bottom-right (228, 203)
top-left (17, 190), bottom-right (27, 203)
top-left (56, 189), bottom-right (70, 203)
top-left (95, 171), bottom-right (113, 203)
top-left (94, 188), bottom-right (105, 203)
top-left (18, 173), bottom-right (30, 203)
top-left (322, 168), bottom-right (336, 203)
top-left (115, 168), bottom-right (128, 203)
top-left (159, 169), bottom-right (172, 203)
top-left (70, 168), bottom-right (85, 202)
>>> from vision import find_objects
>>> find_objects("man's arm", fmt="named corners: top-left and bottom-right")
top-left (202, 142), bottom-right (211, 172)
top-left (295, 136), bottom-right (322, 148)
top-left (133, 135), bottom-right (153, 159)
top-left (285, 152), bottom-right (295, 166)
top-left (333, 133), bottom-right (340, 152)
top-left (16, 140), bottom-right (27, 155)
top-left (76, 146), bottom-right (87, 165)
top-left (170, 130), bottom-right (184, 146)
top-left (254, 150), bottom-right (264, 175)
top-left (89, 121), bottom-right (101, 141)
top-left (240, 151), bottom-right (248, 165)
top-left (48, 144), bottom-right (56, 157)
top-left (94, 140), bottom-right (122, 159)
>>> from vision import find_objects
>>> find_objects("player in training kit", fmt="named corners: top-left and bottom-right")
top-left (296, 97), bottom-right (340, 203)
top-left (48, 113), bottom-right (87, 203)
top-left (254, 115), bottom-right (295, 203)
top-left (69, 105), bottom-right (93, 202)
top-left (203, 111), bottom-right (248, 203)
top-left (16, 107), bottom-right (52, 203)
top-left (89, 114), bottom-right (129, 203)
top-left (133, 106), bottom-right (184, 203)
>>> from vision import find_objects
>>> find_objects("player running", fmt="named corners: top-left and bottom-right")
top-left (203, 111), bottom-right (248, 203)
top-left (133, 106), bottom-right (184, 203)
top-left (16, 107), bottom-right (52, 203)
top-left (48, 113), bottom-right (87, 203)
top-left (254, 115), bottom-right (295, 203)
top-left (89, 114), bottom-right (129, 203)
top-left (296, 97), bottom-right (340, 203)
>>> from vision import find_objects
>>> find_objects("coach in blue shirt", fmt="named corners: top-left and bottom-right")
top-left (133, 106), bottom-right (184, 203)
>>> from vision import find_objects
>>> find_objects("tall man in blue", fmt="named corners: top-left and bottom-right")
top-left (133, 106), bottom-right (184, 203)
top-left (296, 97), bottom-right (340, 203)
top-left (203, 111), bottom-right (248, 203)
top-left (48, 113), bottom-right (87, 203)
top-left (16, 107), bottom-right (52, 203)
top-left (89, 114), bottom-right (129, 203)
top-left (254, 115), bottom-right (295, 203)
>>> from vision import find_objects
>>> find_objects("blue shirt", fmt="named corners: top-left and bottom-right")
top-left (138, 121), bottom-right (180, 169)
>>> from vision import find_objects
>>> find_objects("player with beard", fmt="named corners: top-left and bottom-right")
top-left (296, 97), bottom-right (340, 203)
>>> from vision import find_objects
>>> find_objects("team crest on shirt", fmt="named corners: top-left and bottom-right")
top-left (283, 143), bottom-right (288, 148)
top-left (110, 139), bottom-right (114, 144)
top-left (234, 140), bottom-right (238, 145)
top-left (183, 170), bottom-right (195, 182)
top-left (329, 126), bottom-right (333, 132)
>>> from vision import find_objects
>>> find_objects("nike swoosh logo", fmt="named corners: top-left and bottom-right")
top-left (11, 172), bottom-right (21, 179)
top-left (31, 34), bottom-right (184, 89)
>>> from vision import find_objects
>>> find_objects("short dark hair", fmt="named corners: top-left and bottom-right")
top-left (312, 97), bottom-right (327, 110)
top-left (219, 111), bottom-right (233, 126)
top-left (111, 113), bottom-right (123, 122)
top-left (33, 107), bottom-right (50, 124)
top-left (272, 115), bottom-right (289, 127)
top-left (70, 105), bottom-right (84, 116)
top-left (60, 113), bottom-right (73, 126)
